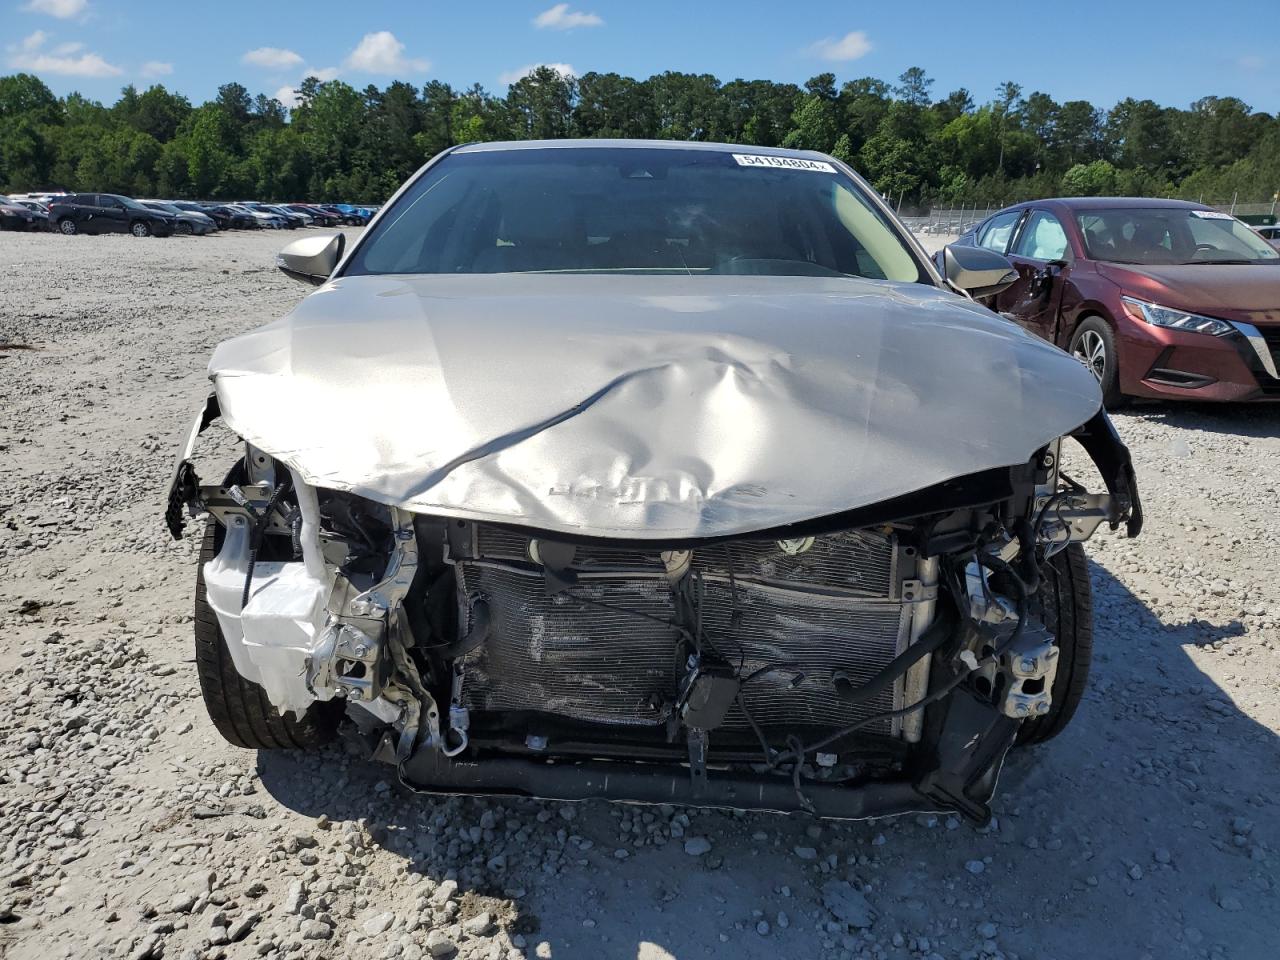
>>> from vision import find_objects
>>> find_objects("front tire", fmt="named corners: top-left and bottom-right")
top-left (177, 221), bottom-right (193, 236)
top-left (131, 220), bottom-right (151, 238)
top-left (1069, 317), bottom-right (1122, 408)
top-left (1017, 542), bottom-right (1093, 745)
top-left (194, 517), bottom-right (340, 750)
top-left (59, 218), bottom-right (77, 235)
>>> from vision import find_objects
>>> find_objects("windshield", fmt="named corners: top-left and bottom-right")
top-left (1076, 208), bottom-right (1280, 265)
top-left (345, 147), bottom-right (924, 281)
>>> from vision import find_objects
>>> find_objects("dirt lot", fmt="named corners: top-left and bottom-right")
top-left (1, 228), bottom-right (1278, 960)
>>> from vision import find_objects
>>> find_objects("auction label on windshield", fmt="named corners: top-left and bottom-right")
top-left (733, 154), bottom-right (835, 173)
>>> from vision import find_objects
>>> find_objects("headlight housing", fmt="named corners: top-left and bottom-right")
top-left (1120, 296), bottom-right (1235, 337)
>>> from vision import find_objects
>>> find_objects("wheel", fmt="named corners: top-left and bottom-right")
top-left (59, 218), bottom-right (77, 235)
top-left (194, 515), bottom-right (340, 750)
top-left (131, 220), bottom-right (151, 238)
top-left (1068, 316), bottom-right (1122, 408)
top-left (1017, 542), bottom-right (1093, 745)
top-left (177, 221), bottom-right (193, 236)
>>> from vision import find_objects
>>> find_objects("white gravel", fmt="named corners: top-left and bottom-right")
top-left (1, 228), bottom-right (1278, 960)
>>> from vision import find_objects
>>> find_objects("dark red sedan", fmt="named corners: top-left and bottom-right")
top-left (949, 198), bottom-right (1280, 404)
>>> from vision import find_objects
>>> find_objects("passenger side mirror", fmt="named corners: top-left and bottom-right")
top-left (276, 233), bottom-right (346, 286)
top-left (939, 244), bottom-right (1019, 299)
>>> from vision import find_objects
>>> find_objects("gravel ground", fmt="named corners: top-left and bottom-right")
top-left (1, 228), bottom-right (1278, 960)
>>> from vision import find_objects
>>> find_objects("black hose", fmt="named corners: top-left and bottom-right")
top-left (436, 599), bottom-right (492, 659)
top-left (831, 613), bottom-right (953, 706)
top-left (974, 552), bottom-right (1031, 657)
top-left (241, 476), bottom-right (293, 608)
top-left (774, 549), bottom-right (1033, 772)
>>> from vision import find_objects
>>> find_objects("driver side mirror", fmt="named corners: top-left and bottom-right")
top-left (938, 244), bottom-right (1019, 299)
top-left (276, 233), bottom-right (346, 286)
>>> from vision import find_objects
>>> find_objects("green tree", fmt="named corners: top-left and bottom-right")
top-left (719, 78), bottom-right (800, 146)
top-left (1062, 159), bottom-right (1118, 196)
top-left (575, 72), bottom-right (655, 139)
top-left (417, 80), bottom-right (457, 156)
top-left (506, 66), bottom-right (576, 140)
top-left (2, 63), bottom-right (1280, 207)
top-left (781, 93), bottom-right (839, 152)
top-left (648, 72), bottom-right (724, 140)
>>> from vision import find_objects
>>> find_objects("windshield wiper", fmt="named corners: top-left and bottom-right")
top-left (1189, 259), bottom-right (1256, 265)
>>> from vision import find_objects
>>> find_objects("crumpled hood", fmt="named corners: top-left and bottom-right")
top-left (209, 273), bottom-right (1101, 539)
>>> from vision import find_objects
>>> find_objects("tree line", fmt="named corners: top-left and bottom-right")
top-left (1, 66), bottom-right (1278, 208)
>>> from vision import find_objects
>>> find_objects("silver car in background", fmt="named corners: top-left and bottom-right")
top-left (167, 141), bottom-right (1141, 824)
top-left (139, 200), bottom-right (218, 236)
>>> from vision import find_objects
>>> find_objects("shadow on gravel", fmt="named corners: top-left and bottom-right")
top-left (1118, 400), bottom-right (1280, 438)
top-left (255, 559), bottom-right (1277, 960)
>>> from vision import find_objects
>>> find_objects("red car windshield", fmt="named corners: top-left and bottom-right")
top-left (1076, 208), bottom-right (1280, 265)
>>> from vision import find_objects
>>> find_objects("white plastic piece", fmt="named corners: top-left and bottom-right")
top-left (203, 511), bottom-right (333, 715)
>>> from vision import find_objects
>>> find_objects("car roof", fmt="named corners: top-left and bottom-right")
top-left (1031, 197), bottom-right (1212, 211)
top-left (452, 138), bottom-right (834, 163)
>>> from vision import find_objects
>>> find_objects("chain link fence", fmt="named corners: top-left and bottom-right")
top-left (901, 196), bottom-right (1280, 237)
top-left (900, 207), bottom-right (996, 238)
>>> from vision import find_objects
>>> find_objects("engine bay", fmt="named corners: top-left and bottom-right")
top-left (167, 399), bottom-right (1141, 823)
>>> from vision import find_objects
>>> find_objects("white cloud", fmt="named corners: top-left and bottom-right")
top-left (343, 31), bottom-right (429, 74)
top-left (305, 65), bottom-right (340, 82)
top-left (7, 29), bottom-right (121, 76)
top-left (533, 4), bottom-right (603, 29)
top-left (1237, 54), bottom-right (1264, 72)
top-left (274, 84), bottom-right (300, 109)
top-left (242, 46), bottom-right (304, 70)
top-left (21, 0), bottom-right (87, 19)
top-left (141, 60), bottom-right (172, 78)
top-left (499, 62), bottom-right (576, 86)
top-left (807, 30), bottom-right (873, 63)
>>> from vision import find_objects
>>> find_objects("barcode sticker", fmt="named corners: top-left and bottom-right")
top-left (732, 154), bottom-right (836, 173)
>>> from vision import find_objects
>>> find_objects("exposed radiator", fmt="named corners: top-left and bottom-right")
top-left (451, 526), bottom-right (915, 738)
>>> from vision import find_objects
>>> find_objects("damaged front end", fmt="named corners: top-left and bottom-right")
top-left (167, 401), bottom-right (1139, 824)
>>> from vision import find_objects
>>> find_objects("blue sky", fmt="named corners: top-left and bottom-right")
top-left (5, 0), bottom-right (1279, 114)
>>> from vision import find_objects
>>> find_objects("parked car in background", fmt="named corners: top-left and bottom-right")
top-left (0, 194), bottom-right (39, 230)
top-left (1254, 224), bottom-right (1280, 251)
top-left (286, 203), bottom-right (342, 227)
top-left (241, 202), bottom-right (302, 229)
top-left (15, 191), bottom-right (70, 206)
top-left (228, 203), bottom-right (287, 229)
top-left (48, 193), bottom-right (177, 237)
top-left (262, 203), bottom-right (313, 227)
top-left (947, 198), bottom-right (1280, 403)
top-left (323, 203), bottom-right (370, 226)
top-left (13, 198), bottom-right (52, 231)
top-left (139, 200), bottom-right (218, 236)
top-left (167, 140), bottom-right (1141, 826)
top-left (196, 203), bottom-right (256, 230)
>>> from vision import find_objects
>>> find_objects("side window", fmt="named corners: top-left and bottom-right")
top-left (1012, 211), bottom-right (1071, 261)
top-left (977, 210), bottom-right (1021, 254)
top-left (99, 196), bottom-right (122, 209)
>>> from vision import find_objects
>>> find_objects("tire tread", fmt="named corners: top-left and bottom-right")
top-left (193, 518), bottom-right (338, 750)
top-left (1017, 542), bottom-right (1093, 745)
